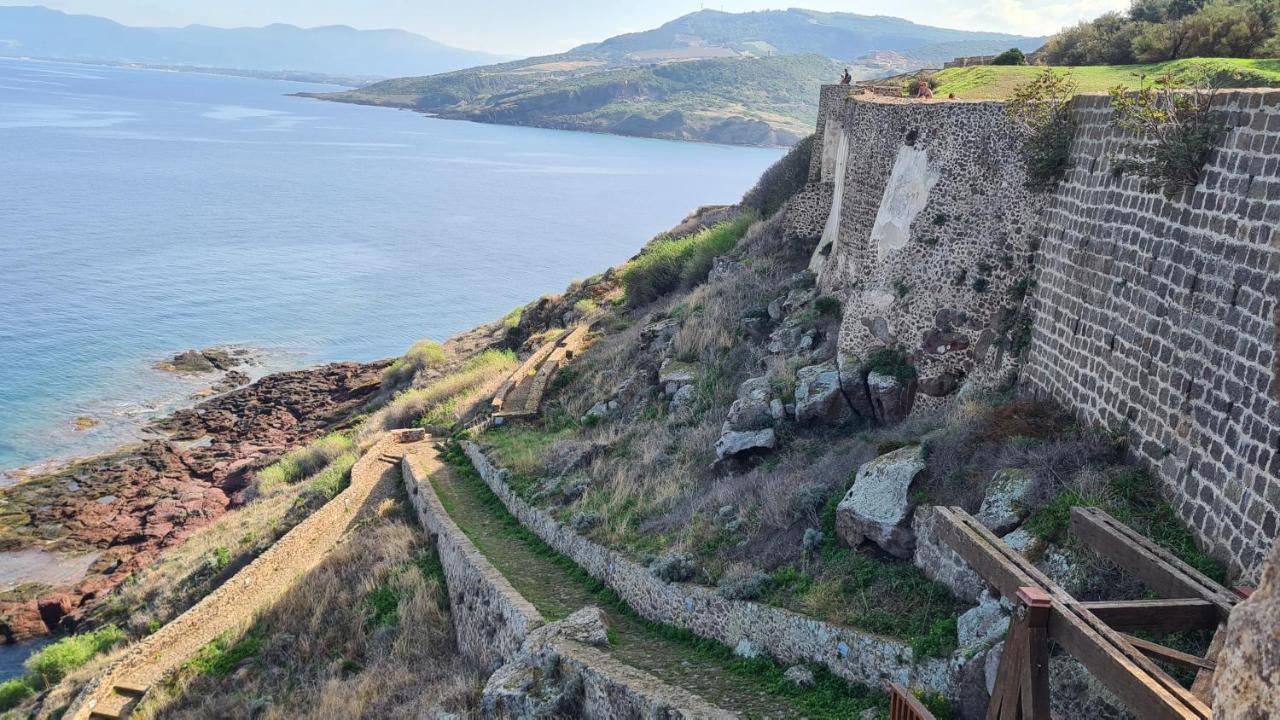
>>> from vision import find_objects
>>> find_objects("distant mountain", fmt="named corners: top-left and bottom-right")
top-left (310, 8), bottom-right (1044, 146)
top-left (0, 6), bottom-right (512, 78)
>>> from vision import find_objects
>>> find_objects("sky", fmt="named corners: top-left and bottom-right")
top-left (3, 1), bottom-right (1127, 56)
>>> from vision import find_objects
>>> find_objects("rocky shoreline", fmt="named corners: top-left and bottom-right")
top-left (0, 359), bottom-right (388, 643)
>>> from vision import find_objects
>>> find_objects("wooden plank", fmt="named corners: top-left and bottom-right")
top-left (1070, 508), bottom-right (1236, 620)
top-left (987, 620), bottom-right (1027, 720)
top-left (935, 507), bottom-right (1042, 599)
top-left (1189, 626), bottom-right (1226, 702)
top-left (939, 508), bottom-right (1211, 720)
top-left (1120, 634), bottom-right (1217, 672)
top-left (1078, 599), bottom-right (1219, 631)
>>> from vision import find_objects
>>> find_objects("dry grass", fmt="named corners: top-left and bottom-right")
top-left (144, 518), bottom-right (479, 719)
top-left (358, 350), bottom-right (515, 442)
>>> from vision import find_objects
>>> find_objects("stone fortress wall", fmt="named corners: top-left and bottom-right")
top-left (800, 85), bottom-right (1280, 580)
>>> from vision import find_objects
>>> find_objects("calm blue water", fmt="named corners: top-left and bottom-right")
top-left (0, 59), bottom-right (782, 477)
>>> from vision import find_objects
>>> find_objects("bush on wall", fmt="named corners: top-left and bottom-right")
top-left (1109, 78), bottom-right (1224, 196)
top-left (1006, 69), bottom-right (1079, 191)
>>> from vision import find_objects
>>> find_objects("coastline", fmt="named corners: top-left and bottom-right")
top-left (0, 346), bottom-right (304, 490)
top-left (0, 356), bottom-right (390, 645)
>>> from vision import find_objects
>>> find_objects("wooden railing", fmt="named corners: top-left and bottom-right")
top-left (888, 683), bottom-right (936, 720)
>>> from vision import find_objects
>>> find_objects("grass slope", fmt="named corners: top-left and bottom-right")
top-left (933, 57), bottom-right (1280, 99)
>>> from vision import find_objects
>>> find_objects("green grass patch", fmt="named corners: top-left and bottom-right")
top-left (0, 678), bottom-right (34, 712)
top-left (187, 629), bottom-right (265, 677)
top-left (255, 433), bottom-right (355, 493)
top-left (1025, 467), bottom-right (1226, 583)
top-left (436, 443), bottom-right (895, 719)
top-left (382, 340), bottom-right (447, 391)
top-left (622, 213), bottom-right (755, 307)
top-left (307, 451), bottom-right (359, 500)
top-left (934, 58), bottom-right (1280, 99)
top-left (478, 422), bottom-right (576, 497)
top-left (765, 496), bottom-right (963, 657)
top-left (24, 625), bottom-right (125, 688)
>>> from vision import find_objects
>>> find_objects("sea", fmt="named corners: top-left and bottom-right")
top-left (0, 57), bottom-right (784, 483)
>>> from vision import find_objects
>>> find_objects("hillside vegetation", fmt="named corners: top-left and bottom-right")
top-left (1042, 0), bottom-right (1280, 65)
top-left (932, 57), bottom-right (1280, 98)
top-left (307, 8), bottom-right (1042, 145)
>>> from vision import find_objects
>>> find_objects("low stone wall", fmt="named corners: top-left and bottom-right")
top-left (401, 447), bottom-right (735, 718)
top-left (403, 448), bottom-right (543, 671)
top-left (462, 441), bottom-right (954, 693)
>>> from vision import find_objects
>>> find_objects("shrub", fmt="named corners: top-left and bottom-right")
top-left (648, 552), bottom-right (696, 582)
top-left (256, 433), bottom-right (354, 492)
top-left (813, 295), bottom-right (841, 316)
top-left (25, 625), bottom-right (125, 687)
top-left (308, 451), bottom-right (359, 499)
top-left (570, 511), bottom-right (602, 531)
top-left (502, 306), bottom-right (523, 329)
top-left (718, 569), bottom-right (772, 600)
top-left (866, 347), bottom-right (918, 383)
top-left (991, 47), bottom-right (1028, 65)
top-left (187, 630), bottom-right (265, 677)
top-left (0, 679), bottom-right (34, 712)
top-left (1110, 80), bottom-right (1224, 196)
top-left (622, 214), bottom-right (754, 307)
top-left (1006, 69), bottom-right (1079, 191)
top-left (903, 74), bottom-right (938, 96)
top-left (381, 340), bottom-right (446, 392)
top-left (741, 134), bottom-right (815, 218)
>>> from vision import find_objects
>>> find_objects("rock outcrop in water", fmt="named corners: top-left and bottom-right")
top-left (0, 361), bottom-right (386, 643)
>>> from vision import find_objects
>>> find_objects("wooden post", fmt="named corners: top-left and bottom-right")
top-left (988, 587), bottom-right (1052, 720)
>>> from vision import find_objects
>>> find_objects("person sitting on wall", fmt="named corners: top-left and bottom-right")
top-left (840, 68), bottom-right (852, 85)
top-left (917, 80), bottom-right (935, 100)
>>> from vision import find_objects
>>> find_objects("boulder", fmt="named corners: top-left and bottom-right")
top-left (835, 445), bottom-right (925, 558)
top-left (724, 398), bottom-right (774, 432)
top-left (709, 256), bottom-right (745, 282)
top-left (738, 376), bottom-right (772, 402)
top-left (1000, 527), bottom-right (1046, 559)
top-left (658, 359), bottom-right (699, 387)
top-left (794, 363), bottom-right (849, 425)
top-left (867, 371), bottom-right (917, 425)
top-left (669, 384), bottom-right (696, 412)
top-left (956, 591), bottom-right (1009, 651)
top-left (1037, 546), bottom-right (1088, 597)
top-left (976, 469), bottom-right (1035, 535)
top-left (1212, 540), bottom-right (1280, 719)
top-left (783, 665), bottom-right (816, 688)
top-left (715, 429), bottom-right (776, 461)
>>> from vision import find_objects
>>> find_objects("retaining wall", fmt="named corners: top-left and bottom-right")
top-left (1024, 90), bottom-right (1280, 579)
top-left (806, 85), bottom-right (1280, 580)
top-left (461, 441), bottom-right (954, 693)
top-left (400, 447), bottom-right (735, 718)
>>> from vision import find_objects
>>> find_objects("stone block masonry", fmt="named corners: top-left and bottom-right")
top-left (1024, 90), bottom-right (1280, 581)
top-left (804, 85), bottom-right (1280, 581)
top-left (461, 441), bottom-right (955, 693)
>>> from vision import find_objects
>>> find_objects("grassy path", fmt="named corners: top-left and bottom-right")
top-left (68, 436), bottom-right (404, 720)
top-left (427, 448), bottom-right (884, 719)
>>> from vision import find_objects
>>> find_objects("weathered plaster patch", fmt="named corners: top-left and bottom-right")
top-left (810, 127), bottom-right (850, 275)
top-left (870, 146), bottom-right (937, 262)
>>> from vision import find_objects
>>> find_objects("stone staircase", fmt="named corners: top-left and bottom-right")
top-left (85, 684), bottom-right (144, 720)
top-left (493, 325), bottom-right (588, 420)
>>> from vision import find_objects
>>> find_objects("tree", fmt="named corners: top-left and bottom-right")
top-left (991, 47), bottom-right (1029, 65)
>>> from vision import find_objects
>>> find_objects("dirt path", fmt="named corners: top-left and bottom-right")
top-left (424, 452), bottom-right (817, 719)
top-left (68, 435), bottom-right (407, 720)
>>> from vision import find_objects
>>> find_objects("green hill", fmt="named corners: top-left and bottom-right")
top-left (304, 8), bottom-right (1043, 146)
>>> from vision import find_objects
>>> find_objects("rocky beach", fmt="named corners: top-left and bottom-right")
top-left (0, 358), bottom-right (388, 643)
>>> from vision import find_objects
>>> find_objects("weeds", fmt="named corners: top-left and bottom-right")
top-left (1110, 78), bottom-right (1224, 196)
top-left (1006, 69), bottom-right (1078, 190)
top-left (622, 213), bottom-right (755, 307)
top-left (24, 625), bottom-right (125, 688)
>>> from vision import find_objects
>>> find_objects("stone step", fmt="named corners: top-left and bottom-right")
top-left (88, 684), bottom-right (146, 719)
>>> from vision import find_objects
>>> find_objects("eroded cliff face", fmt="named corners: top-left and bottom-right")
top-left (798, 87), bottom-right (1280, 581)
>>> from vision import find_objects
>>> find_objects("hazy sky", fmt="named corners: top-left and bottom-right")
top-left (6, 1), bottom-right (1126, 56)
